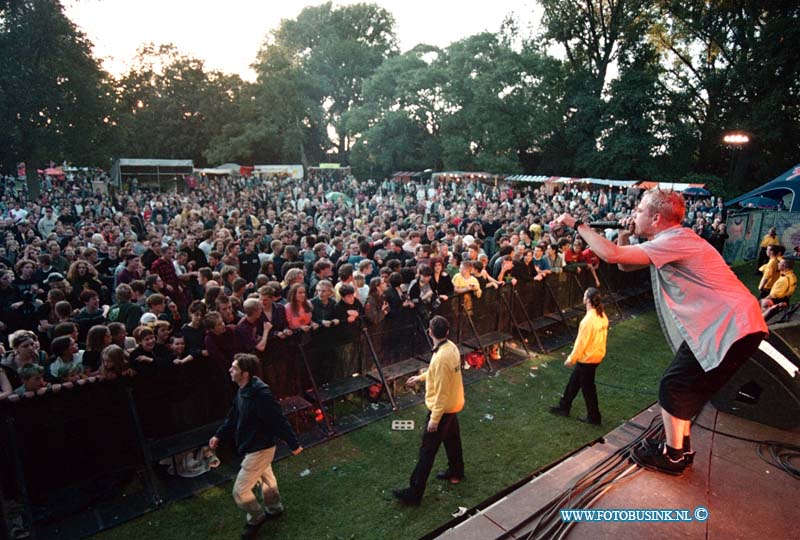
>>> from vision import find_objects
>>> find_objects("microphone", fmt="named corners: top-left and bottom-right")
top-left (588, 221), bottom-right (625, 229)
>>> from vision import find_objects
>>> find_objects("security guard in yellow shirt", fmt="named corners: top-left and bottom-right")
top-left (393, 315), bottom-right (465, 505)
top-left (762, 258), bottom-right (796, 312)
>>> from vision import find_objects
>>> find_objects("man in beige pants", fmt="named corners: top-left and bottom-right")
top-left (210, 353), bottom-right (303, 539)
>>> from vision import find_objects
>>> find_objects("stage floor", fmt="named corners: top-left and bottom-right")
top-left (432, 404), bottom-right (797, 540)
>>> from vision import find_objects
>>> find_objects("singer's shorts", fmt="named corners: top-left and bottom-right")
top-left (658, 332), bottom-right (765, 420)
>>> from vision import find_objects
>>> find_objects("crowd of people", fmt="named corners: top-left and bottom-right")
top-left (0, 168), bottom-right (743, 402)
top-left (2, 166), bottom-right (795, 538)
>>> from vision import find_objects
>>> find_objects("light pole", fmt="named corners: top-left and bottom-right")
top-left (722, 132), bottom-right (750, 189)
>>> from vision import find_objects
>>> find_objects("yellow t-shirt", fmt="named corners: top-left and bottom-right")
top-left (452, 273), bottom-right (482, 312)
top-left (770, 271), bottom-right (797, 300)
top-left (452, 273), bottom-right (482, 297)
top-left (567, 308), bottom-right (609, 365)
top-left (759, 258), bottom-right (780, 290)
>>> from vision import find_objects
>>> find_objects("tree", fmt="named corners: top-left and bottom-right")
top-left (586, 40), bottom-right (690, 180)
top-left (0, 0), bottom-right (114, 179)
top-left (113, 44), bottom-right (244, 166)
top-left (205, 43), bottom-right (327, 167)
top-left (271, 1), bottom-right (398, 162)
top-left (349, 28), bottom-right (569, 177)
top-left (537, 0), bottom-right (651, 175)
top-left (346, 44), bottom-right (446, 178)
top-left (437, 31), bottom-right (566, 173)
top-left (651, 1), bottom-right (800, 192)
top-left (209, 2), bottom-right (397, 167)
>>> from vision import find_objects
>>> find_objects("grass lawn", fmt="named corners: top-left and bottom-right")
top-left (90, 265), bottom-right (758, 540)
top-left (91, 311), bottom-right (673, 540)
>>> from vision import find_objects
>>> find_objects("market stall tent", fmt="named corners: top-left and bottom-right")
top-left (506, 175), bottom-right (637, 188)
top-left (111, 158), bottom-right (194, 190)
top-left (253, 164), bottom-right (303, 179)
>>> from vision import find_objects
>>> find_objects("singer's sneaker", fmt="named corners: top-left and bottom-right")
top-left (640, 437), bottom-right (695, 465)
top-left (630, 442), bottom-right (686, 476)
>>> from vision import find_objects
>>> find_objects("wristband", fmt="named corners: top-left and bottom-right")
top-left (573, 220), bottom-right (584, 229)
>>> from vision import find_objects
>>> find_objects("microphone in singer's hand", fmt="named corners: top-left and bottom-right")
top-left (588, 221), bottom-right (624, 229)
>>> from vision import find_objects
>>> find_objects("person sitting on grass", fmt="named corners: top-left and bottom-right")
top-left (761, 258), bottom-right (796, 315)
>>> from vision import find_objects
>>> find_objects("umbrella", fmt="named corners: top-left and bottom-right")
top-left (739, 196), bottom-right (779, 209)
top-left (683, 187), bottom-right (711, 197)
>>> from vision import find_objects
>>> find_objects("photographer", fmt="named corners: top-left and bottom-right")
top-left (384, 271), bottom-right (414, 320)
top-left (408, 264), bottom-right (445, 325)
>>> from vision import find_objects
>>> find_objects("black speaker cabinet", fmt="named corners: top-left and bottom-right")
top-left (711, 330), bottom-right (800, 432)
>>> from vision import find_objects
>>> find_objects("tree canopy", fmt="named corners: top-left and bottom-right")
top-left (0, 0), bottom-right (113, 174)
top-left (1, 0), bottom-right (798, 196)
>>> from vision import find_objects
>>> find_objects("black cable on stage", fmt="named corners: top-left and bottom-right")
top-left (492, 415), bottom-right (663, 540)
top-left (692, 419), bottom-right (800, 480)
top-left (756, 443), bottom-right (800, 480)
top-left (499, 414), bottom-right (796, 540)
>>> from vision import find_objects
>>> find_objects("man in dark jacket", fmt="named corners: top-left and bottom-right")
top-left (210, 353), bottom-right (303, 539)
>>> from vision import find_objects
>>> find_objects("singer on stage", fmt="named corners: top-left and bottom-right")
top-left (557, 188), bottom-right (767, 476)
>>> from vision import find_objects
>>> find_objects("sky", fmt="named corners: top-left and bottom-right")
top-left (65, 0), bottom-right (543, 81)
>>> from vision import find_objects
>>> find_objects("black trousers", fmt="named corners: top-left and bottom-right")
top-left (559, 363), bottom-right (601, 423)
top-left (408, 412), bottom-right (464, 501)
